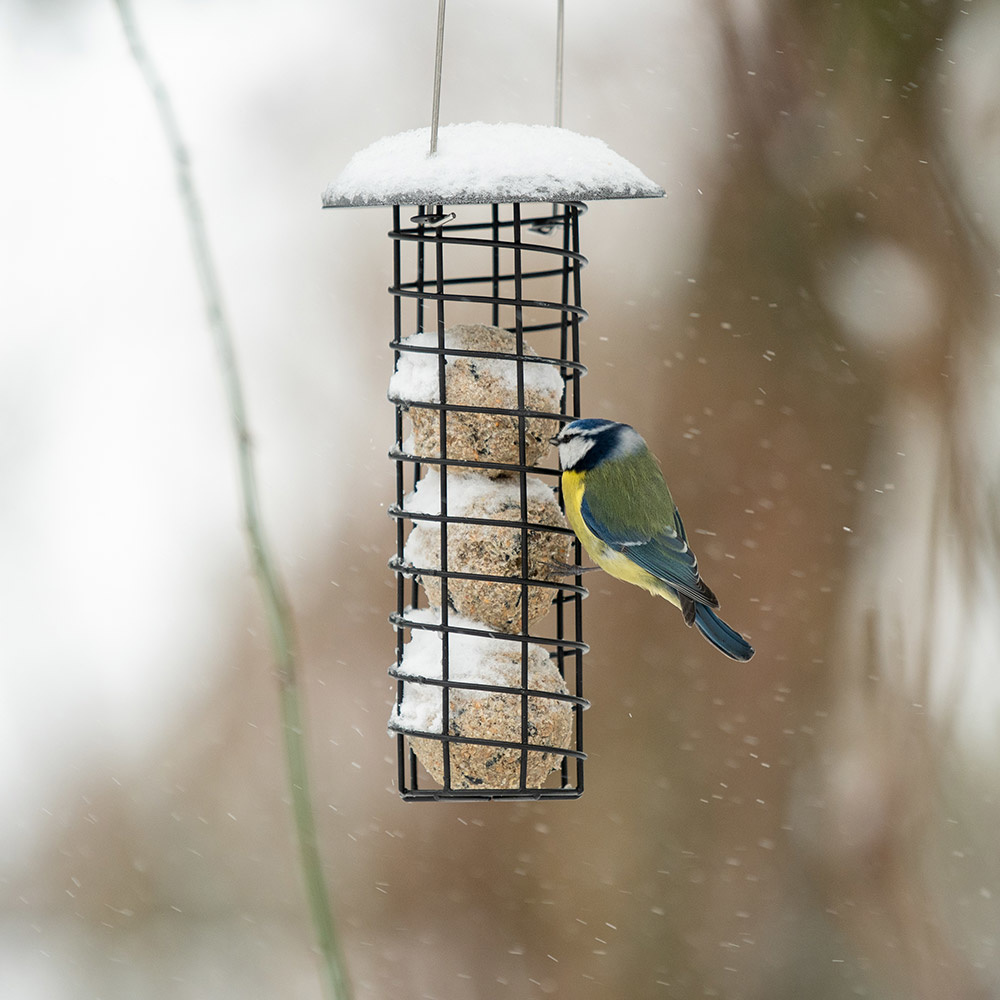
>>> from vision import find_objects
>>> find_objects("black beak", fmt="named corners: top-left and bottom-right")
top-left (549, 434), bottom-right (561, 446)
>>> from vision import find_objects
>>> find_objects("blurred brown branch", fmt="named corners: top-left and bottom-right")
top-left (110, 1), bottom-right (351, 997)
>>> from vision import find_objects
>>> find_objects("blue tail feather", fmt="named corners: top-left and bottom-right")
top-left (693, 604), bottom-right (754, 661)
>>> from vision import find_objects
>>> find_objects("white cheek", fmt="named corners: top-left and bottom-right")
top-left (558, 437), bottom-right (592, 469)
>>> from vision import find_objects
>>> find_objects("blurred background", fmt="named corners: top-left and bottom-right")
top-left (3, 0), bottom-right (1000, 997)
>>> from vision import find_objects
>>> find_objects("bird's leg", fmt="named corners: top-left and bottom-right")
top-left (541, 560), bottom-right (602, 577)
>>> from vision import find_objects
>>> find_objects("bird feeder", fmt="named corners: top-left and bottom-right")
top-left (323, 9), bottom-right (663, 801)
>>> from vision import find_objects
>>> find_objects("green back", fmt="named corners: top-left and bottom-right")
top-left (583, 446), bottom-right (676, 543)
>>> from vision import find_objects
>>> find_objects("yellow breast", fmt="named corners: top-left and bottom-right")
top-left (560, 469), bottom-right (681, 608)
top-left (560, 470), bottom-right (593, 548)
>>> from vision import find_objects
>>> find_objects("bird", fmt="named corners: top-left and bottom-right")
top-left (550, 418), bottom-right (754, 661)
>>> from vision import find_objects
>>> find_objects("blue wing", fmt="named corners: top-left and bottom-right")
top-left (580, 495), bottom-right (718, 608)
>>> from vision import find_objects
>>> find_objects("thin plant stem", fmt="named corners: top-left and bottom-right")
top-left (111, 3), bottom-right (351, 997)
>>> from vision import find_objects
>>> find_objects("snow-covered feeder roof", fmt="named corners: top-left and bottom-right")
top-left (322, 122), bottom-right (664, 208)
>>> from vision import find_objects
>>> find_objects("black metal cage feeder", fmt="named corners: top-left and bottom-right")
top-left (323, 12), bottom-right (663, 800)
top-left (386, 200), bottom-right (591, 800)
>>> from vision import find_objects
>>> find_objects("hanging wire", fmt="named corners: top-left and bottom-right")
top-left (555, 0), bottom-right (565, 128)
top-left (429, 0), bottom-right (447, 155)
top-left (430, 0), bottom-right (565, 154)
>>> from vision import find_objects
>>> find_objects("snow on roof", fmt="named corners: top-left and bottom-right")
top-left (323, 122), bottom-right (664, 208)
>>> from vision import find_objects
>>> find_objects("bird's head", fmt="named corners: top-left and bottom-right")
top-left (550, 418), bottom-right (647, 472)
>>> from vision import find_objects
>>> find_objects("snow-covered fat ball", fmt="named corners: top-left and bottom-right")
top-left (390, 610), bottom-right (573, 790)
top-left (404, 471), bottom-right (570, 631)
top-left (390, 324), bottom-right (563, 475)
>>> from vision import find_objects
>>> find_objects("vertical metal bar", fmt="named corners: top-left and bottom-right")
top-left (392, 206), bottom-right (409, 794)
top-left (411, 211), bottom-right (426, 785)
top-left (569, 207), bottom-right (583, 421)
top-left (413, 208), bottom-right (426, 622)
top-left (413, 210), bottom-right (427, 787)
top-left (433, 207), bottom-right (451, 789)
top-left (554, 0), bottom-right (565, 128)
top-left (416, 211), bottom-right (426, 334)
top-left (569, 204), bottom-right (585, 793)
top-left (556, 201), bottom-right (572, 790)
top-left (511, 202), bottom-right (531, 791)
top-left (430, 0), bottom-right (447, 155)
top-left (558, 203), bottom-right (571, 411)
top-left (491, 204), bottom-right (500, 328)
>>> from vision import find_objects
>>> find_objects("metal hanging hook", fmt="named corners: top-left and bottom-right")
top-left (428, 0), bottom-right (566, 157)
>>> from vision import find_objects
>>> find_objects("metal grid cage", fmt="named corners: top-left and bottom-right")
top-left (387, 201), bottom-right (590, 800)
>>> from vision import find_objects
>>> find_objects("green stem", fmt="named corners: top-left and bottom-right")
top-left (111, 3), bottom-right (351, 996)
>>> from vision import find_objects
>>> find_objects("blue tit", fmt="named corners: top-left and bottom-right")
top-left (551, 418), bottom-right (754, 661)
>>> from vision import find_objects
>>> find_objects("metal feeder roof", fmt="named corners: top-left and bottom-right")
top-left (322, 122), bottom-right (664, 208)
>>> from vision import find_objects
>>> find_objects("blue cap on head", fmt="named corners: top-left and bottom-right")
top-left (554, 418), bottom-right (645, 470)
top-left (562, 418), bottom-right (620, 433)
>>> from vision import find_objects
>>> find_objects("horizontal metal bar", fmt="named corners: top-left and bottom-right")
top-left (396, 264), bottom-right (571, 289)
top-left (388, 233), bottom-right (586, 268)
top-left (388, 447), bottom-right (563, 478)
top-left (388, 400), bottom-right (575, 425)
top-left (398, 786), bottom-right (583, 802)
top-left (388, 558), bottom-right (589, 597)
top-left (399, 203), bottom-right (586, 237)
top-left (389, 284), bottom-right (589, 319)
top-left (387, 507), bottom-right (577, 536)
top-left (388, 670), bottom-right (590, 710)
top-left (386, 208), bottom-right (589, 239)
top-left (388, 339), bottom-right (588, 375)
top-left (389, 611), bottom-right (590, 654)
top-left (387, 722), bottom-right (586, 761)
